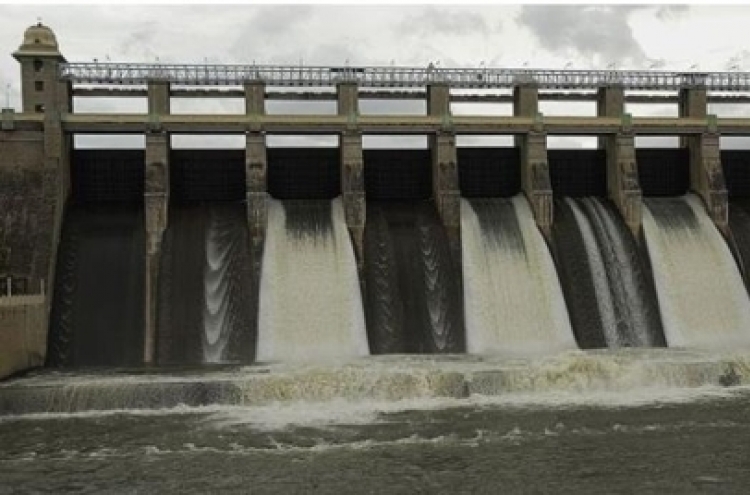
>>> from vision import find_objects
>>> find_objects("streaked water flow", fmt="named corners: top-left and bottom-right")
top-left (461, 195), bottom-right (576, 356)
top-left (554, 197), bottom-right (665, 348)
top-left (643, 194), bottom-right (750, 349)
top-left (257, 198), bottom-right (369, 362)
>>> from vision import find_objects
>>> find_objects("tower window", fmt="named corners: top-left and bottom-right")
top-left (33, 59), bottom-right (43, 72)
top-left (35, 81), bottom-right (44, 91)
top-left (34, 104), bottom-right (44, 113)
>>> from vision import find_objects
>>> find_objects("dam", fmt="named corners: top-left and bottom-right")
top-left (3, 22), bottom-right (750, 385)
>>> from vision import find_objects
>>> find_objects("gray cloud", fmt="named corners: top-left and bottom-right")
top-left (517, 6), bottom-right (646, 65)
top-left (396, 7), bottom-right (490, 38)
top-left (656, 5), bottom-right (690, 21)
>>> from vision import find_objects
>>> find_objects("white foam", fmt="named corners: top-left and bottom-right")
top-left (461, 196), bottom-right (576, 356)
top-left (643, 194), bottom-right (750, 349)
top-left (257, 198), bottom-right (369, 362)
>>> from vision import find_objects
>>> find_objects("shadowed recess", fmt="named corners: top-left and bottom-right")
top-left (637, 148), bottom-right (690, 197)
top-left (47, 204), bottom-right (145, 367)
top-left (458, 147), bottom-right (521, 198)
top-left (549, 149), bottom-right (607, 198)
top-left (364, 200), bottom-right (464, 354)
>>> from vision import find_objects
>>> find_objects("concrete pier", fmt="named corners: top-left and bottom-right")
top-left (597, 86), bottom-right (642, 237)
top-left (428, 84), bottom-right (461, 258)
top-left (679, 87), bottom-right (728, 232)
top-left (514, 85), bottom-right (552, 237)
top-left (143, 131), bottom-right (169, 364)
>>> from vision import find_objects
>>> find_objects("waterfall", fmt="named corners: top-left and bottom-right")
top-left (643, 194), bottom-right (750, 349)
top-left (257, 198), bottom-right (369, 362)
top-left (363, 201), bottom-right (464, 354)
top-left (553, 197), bottom-right (665, 348)
top-left (157, 204), bottom-right (255, 365)
top-left (461, 195), bottom-right (576, 356)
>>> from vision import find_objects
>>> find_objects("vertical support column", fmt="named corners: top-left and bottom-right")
top-left (597, 86), bottom-right (642, 237)
top-left (337, 82), bottom-right (366, 267)
top-left (246, 131), bottom-right (268, 262)
top-left (679, 86), bottom-right (727, 232)
top-left (340, 131), bottom-right (365, 269)
top-left (607, 129), bottom-right (642, 237)
top-left (147, 81), bottom-right (170, 116)
top-left (245, 81), bottom-right (268, 292)
top-left (143, 131), bottom-right (169, 365)
top-left (428, 83), bottom-right (461, 259)
top-left (690, 130), bottom-right (728, 234)
top-left (514, 84), bottom-right (552, 237)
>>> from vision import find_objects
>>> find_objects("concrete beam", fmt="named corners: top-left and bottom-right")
top-left (340, 131), bottom-right (365, 267)
top-left (143, 131), bottom-right (169, 364)
top-left (690, 131), bottom-right (728, 234)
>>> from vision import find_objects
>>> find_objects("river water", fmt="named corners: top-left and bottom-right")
top-left (1, 352), bottom-right (750, 494)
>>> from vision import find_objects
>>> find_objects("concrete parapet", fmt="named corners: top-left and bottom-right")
top-left (689, 131), bottom-right (728, 233)
top-left (0, 295), bottom-right (45, 380)
top-left (144, 131), bottom-right (170, 364)
top-left (340, 131), bottom-right (365, 266)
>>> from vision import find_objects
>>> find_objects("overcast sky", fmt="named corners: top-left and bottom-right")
top-left (2, 3), bottom-right (750, 148)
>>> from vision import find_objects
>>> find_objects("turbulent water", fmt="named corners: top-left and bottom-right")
top-left (257, 198), bottom-right (369, 362)
top-left (3, 352), bottom-right (750, 494)
top-left (47, 205), bottom-right (145, 367)
top-left (364, 201), bottom-right (464, 354)
top-left (461, 196), bottom-right (576, 356)
top-left (157, 204), bottom-right (255, 365)
top-left (643, 194), bottom-right (750, 350)
top-left (552, 197), bottom-right (665, 349)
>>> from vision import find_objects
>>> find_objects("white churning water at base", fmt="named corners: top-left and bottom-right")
top-left (257, 198), bottom-right (369, 362)
top-left (643, 194), bottom-right (750, 350)
top-left (461, 195), bottom-right (577, 356)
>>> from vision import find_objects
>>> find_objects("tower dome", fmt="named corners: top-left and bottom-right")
top-left (13, 22), bottom-right (65, 60)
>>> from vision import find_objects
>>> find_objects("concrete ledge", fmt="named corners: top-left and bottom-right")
top-left (0, 297), bottom-right (46, 380)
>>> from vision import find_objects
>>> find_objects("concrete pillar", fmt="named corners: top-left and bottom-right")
top-left (690, 131), bottom-right (728, 234)
top-left (431, 131), bottom-right (461, 258)
top-left (340, 131), bottom-right (365, 268)
top-left (147, 81), bottom-right (170, 116)
top-left (244, 82), bottom-right (265, 115)
top-left (597, 86), bottom-right (624, 148)
top-left (337, 82), bottom-right (359, 117)
top-left (143, 131), bottom-right (169, 364)
top-left (605, 130), bottom-right (642, 237)
top-left (678, 86), bottom-right (707, 148)
top-left (427, 83), bottom-right (460, 258)
top-left (513, 84), bottom-right (552, 236)
top-left (427, 84), bottom-right (450, 117)
top-left (246, 131), bottom-right (268, 256)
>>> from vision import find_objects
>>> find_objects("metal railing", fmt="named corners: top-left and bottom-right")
top-left (58, 63), bottom-right (750, 91)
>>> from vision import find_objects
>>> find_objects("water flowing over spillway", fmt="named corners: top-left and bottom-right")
top-left (157, 204), bottom-right (255, 365)
top-left (461, 196), bottom-right (576, 356)
top-left (552, 197), bottom-right (665, 349)
top-left (643, 194), bottom-right (750, 349)
top-left (363, 201), bottom-right (464, 354)
top-left (48, 205), bottom-right (145, 367)
top-left (257, 198), bottom-right (369, 362)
